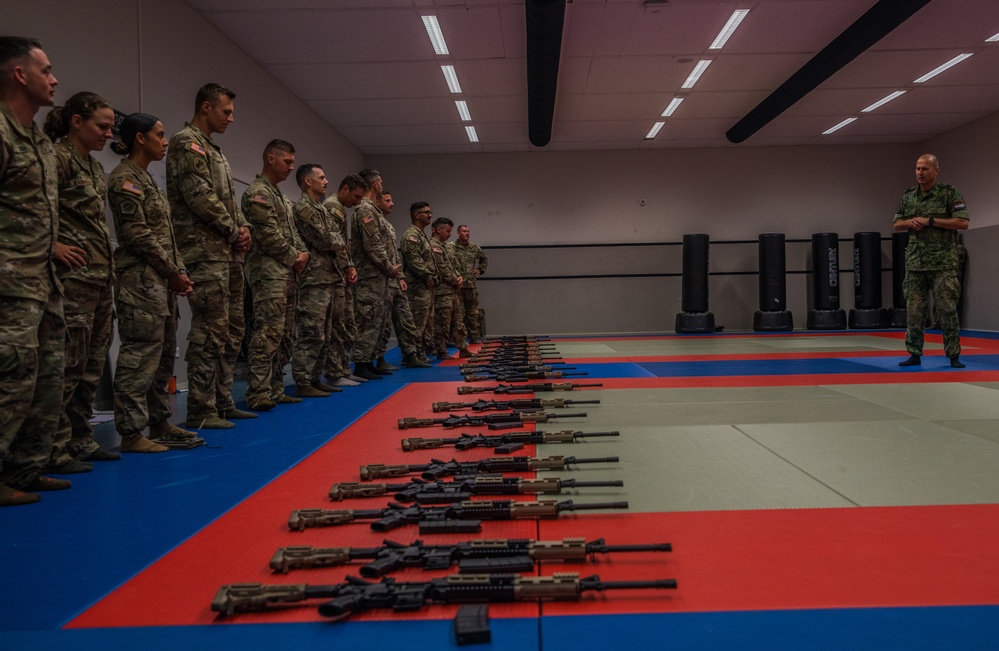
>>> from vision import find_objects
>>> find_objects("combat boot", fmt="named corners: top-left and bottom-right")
top-left (44, 458), bottom-right (93, 474)
top-left (353, 363), bottom-right (383, 380)
top-left (403, 352), bottom-right (432, 368)
top-left (222, 408), bottom-right (258, 420)
top-left (247, 398), bottom-right (277, 412)
top-left (121, 433), bottom-right (169, 453)
top-left (276, 394), bottom-right (303, 404)
top-left (0, 484), bottom-right (41, 506)
top-left (436, 350), bottom-right (453, 360)
top-left (376, 357), bottom-right (399, 372)
top-left (296, 384), bottom-right (331, 398)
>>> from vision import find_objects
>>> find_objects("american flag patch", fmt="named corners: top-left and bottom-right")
top-left (189, 142), bottom-right (207, 156)
top-left (408, 236), bottom-right (418, 242)
top-left (363, 215), bottom-right (374, 223)
top-left (432, 246), bottom-right (441, 253)
top-left (251, 194), bottom-right (269, 205)
top-left (121, 180), bottom-right (142, 195)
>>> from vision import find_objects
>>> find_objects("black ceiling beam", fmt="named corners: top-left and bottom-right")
top-left (525, 0), bottom-right (567, 147)
top-left (726, 0), bottom-right (933, 144)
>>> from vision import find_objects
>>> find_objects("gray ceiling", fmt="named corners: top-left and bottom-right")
top-left (187, 0), bottom-right (999, 155)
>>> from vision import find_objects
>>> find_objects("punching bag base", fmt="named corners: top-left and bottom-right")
top-left (675, 312), bottom-right (715, 334)
top-left (849, 308), bottom-right (888, 329)
top-left (754, 310), bottom-right (794, 332)
top-left (889, 307), bottom-right (907, 328)
top-left (807, 309), bottom-right (846, 330)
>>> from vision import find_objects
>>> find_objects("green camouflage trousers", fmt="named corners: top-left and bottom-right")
top-left (903, 268), bottom-right (961, 358)
top-left (351, 276), bottom-right (389, 364)
top-left (293, 284), bottom-right (333, 386)
top-left (434, 292), bottom-right (467, 354)
top-left (378, 283), bottom-right (420, 358)
top-left (113, 296), bottom-right (178, 437)
top-left (0, 291), bottom-right (65, 486)
top-left (185, 261), bottom-right (245, 421)
top-left (53, 278), bottom-right (114, 463)
top-left (246, 276), bottom-right (297, 403)
top-left (324, 282), bottom-right (350, 380)
top-left (459, 286), bottom-right (481, 341)
top-left (408, 284), bottom-right (435, 354)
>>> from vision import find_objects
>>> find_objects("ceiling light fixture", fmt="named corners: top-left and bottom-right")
top-left (986, 32), bottom-right (999, 42)
top-left (912, 53), bottom-right (973, 83)
top-left (822, 117), bottom-right (857, 135)
top-left (441, 65), bottom-right (462, 93)
top-left (661, 97), bottom-right (685, 117)
top-left (710, 9), bottom-right (750, 49)
top-left (645, 121), bottom-right (665, 139)
top-left (681, 60), bottom-right (712, 89)
top-left (422, 16), bottom-right (449, 55)
top-left (861, 90), bottom-right (906, 113)
top-left (455, 100), bottom-right (471, 121)
top-left (465, 126), bottom-right (479, 142)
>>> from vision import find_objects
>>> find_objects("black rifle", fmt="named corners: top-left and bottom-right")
top-left (269, 537), bottom-right (672, 576)
top-left (401, 429), bottom-right (619, 451)
top-left (360, 454), bottom-right (619, 480)
top-left (288, 499), bottom-right (629, 534)
top-left (431, 398), bottom-right (599, 413)
top-left (330, 476), bottom-right (624, 503)
top-left (464, 371), bottom-right (589, 383)
top-left (457, 382), bottom-right (603, 395)
top-left (398, 411), bottom-right (587, 430)
top-left (212, 572), bottom-right (677, 620)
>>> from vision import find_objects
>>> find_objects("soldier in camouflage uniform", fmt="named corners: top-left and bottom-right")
top-left (322, 175), bottom-right (364, 387)
top-left (375, 189), bottom-right (429, 369)
top-left (451, 224), bottom-right (488, 343)
top-left (241, 140), bottom-right (309, 410)
top-left (167, 83), bottom-right (253, 429)
top-left (108, 113), bottom-right (197, 453)
top-left (42, 92), bottom-right (117, 472)
top-left (430, 217), bottom-right (469, 359)
top-left (400, 201), bottom-right (439, 363)
top-left (291, 164), bottom-right (346, 394)
top-left (893, 154), bottom-right (969, 368)
top-left (0, 37), bottom-right (69, 505)
top-left (349, 169), bottom-right (402, 380)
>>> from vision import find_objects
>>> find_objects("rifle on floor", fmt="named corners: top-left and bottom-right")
top-left (401, 429), bottom-right (619, 451)
top-left (330, 476), bottom-right (624, 503)
top-left (398, 411), bottom-right (587, 430)
top-left (431, 398), bottom-right (600, 413)
top-left (360, 454), bottom-right (619, 480)
top-left (212, 572), bottom-right (677, 619)
top-left (269, 537), bottom-right (672, 576)
top-left (288, 499), bottom-right (629, 533)
top-left (464, 371), bottom-right (589, 383)
top-left (457, 382), bottom-right (602, 395)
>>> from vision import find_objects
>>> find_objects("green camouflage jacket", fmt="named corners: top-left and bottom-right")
top-left (322, 195), bottom-right (353, 279)
top-left (893, 182), bottom-right (969, 271)
top-left (449, 240), bottom-right (487, 288)
top-left (400, 223), bottom-right (439, 288)
top-left (350, 197), bottom-right (393, 280)
top-left (242, 175), bottom-right (304, 288)
top-left (294, 193), bottom-right (344, 287)
top-left (53, 139), bottom-right (111, 287)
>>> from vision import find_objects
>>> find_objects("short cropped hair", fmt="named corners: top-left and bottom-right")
top-left (296, 163), bottom-right (323, 188)
top-left (432, 217), bottom-right (454, 230)
top-left (194, 83), bottom-right (235, 111)
top-left (339, 173), bottom-right (367, 192)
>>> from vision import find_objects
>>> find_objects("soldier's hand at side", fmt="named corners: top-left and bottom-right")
top-left (426, 277), bottom-right (436, 289)
top-left (169, 272), bottom-right (195, 297)
top-left (293, 251), bottom-right (310, 274)
top-left (234, 226), bottom-right (253, 252)
top-left (455, 276), bottom-right (464, 289)
top-left (53, 242), bottom-right (88, 268)
top-left (347, 266), bottom-right (358, 285)
top-left (399, 279), bottom-right (408, 292)
top-left (389, 263), bottom-right (402, 278)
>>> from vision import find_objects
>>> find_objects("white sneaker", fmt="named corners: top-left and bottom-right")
top-left (335, 377), bottom-right (362, 387)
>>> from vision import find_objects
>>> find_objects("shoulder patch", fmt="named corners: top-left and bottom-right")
top-left (953, 201), bottom-right (966, 211)
top-left (251, 194), bottom-right (270, 205)
top-left (408, 235), bottom-right (418, 242)
top-left (362, 215), bottom-right (375, 223)
top-left (432, 246), bottom-right (442, 253)
top-left (121, 180), bottom-right (143, 196)
top-left (189, 142), bottom-right (207, 156)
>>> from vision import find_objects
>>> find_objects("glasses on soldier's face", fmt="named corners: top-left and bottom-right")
top-left (416, 210), bottom-right (432, 216)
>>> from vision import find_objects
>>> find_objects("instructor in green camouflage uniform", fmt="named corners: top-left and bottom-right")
top-left (451, 224), bottom-right (488, 343)
top-left (893, 154), bottom-right (969, 368)
top-left (242, 140), bottom-right (309, 410)
top-left (0, 37), bottom-right (68, 505)
top-left (43, 92), bottom-right (117, 471)
top-left (167, 83), bottom-right (253, 429)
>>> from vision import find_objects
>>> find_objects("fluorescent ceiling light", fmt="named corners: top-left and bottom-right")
top-left (465, 126), bottom-right (479, 142)
top-left (661, 97), bottom-right (684, 117)
top-left (913, 53), bottom-right (973, 83)
top-left (861, 90), bottom-right (906, 113)
top-left (822, 117), bottom-right (857, 135)
top-left (455, 100), bottom-right (471, 121)
top-left (986, 32), bottom-right (999, 42)
top-left (422, 16), bottom-right (449, 55)
top-left (645, 121), bottom-right (665, 140)
top-left (441, 65), bottom-right (462, 93)
top-left (681, 60), bottom-right (712, 89)
top-left (709, 9), bottom-right (750, 49)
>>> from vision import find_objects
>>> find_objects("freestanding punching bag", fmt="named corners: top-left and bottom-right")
top-left (675, 233), bottom-right (715, 334)
top-left (806, 232), bottom-right (846, 329)
top-left (754, 233), bottom-right (793, 331)
top-left (848, 231), bottom-right (887, 328)
top-left (889, 231), bottom-right (908, 327)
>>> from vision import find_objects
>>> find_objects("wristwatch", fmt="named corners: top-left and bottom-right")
top-left (928, 217), bottom-right (936, 227)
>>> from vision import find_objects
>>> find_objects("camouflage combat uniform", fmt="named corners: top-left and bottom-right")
top-left (349, 197), bottom-right (394, 365)
top-left (166, 123), bottom-right (248, 423)
top-left (893, 183), bottom-right (970, 359)
top-left (400, 223), bottom-right (439, 356)
top-left (321, 195), bottom-right (354, 380)
top-left (291, 193), bottom-right (344, 387)
top-left (376, 217), bottom-right (420, 359)
top-left (242, 176), bottom-right (304, 404)
top-left (108, 158), bottom-right (185, 438)
top-left (431, 237), bottom-right (468, 355)
top-left (451, 239), bottom-right (488, 341)
top-left (0, 101), bottom-right (65, 488)
top-left (50, 139), bottom-right (113, 464)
